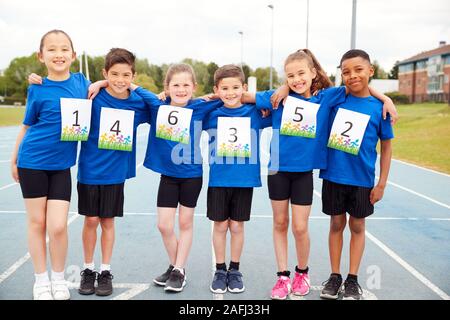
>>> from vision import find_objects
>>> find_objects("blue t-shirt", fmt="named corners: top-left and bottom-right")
top-left (18, 73), bottom-right (90, 170)
top-left (255, 86), bottom-right (346, 172)
top-left (134, 87), bottom-right (223, 178)
top-left (77, 88), bottom-right (151, 185)
top-left (203, 103), bottom-right (272, 187)
top-left (319, 94), bottom-right (394, 188)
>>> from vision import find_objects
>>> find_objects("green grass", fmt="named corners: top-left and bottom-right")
top-left (1, 103), bottom-right (449, 173)
top-left (390, 103), bottom-right (450, 174)
top-left (0, 107), bottom-right (25, 126)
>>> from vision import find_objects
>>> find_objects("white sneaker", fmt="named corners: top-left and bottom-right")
top-left (51, 280), bottom-right (71, 300)
top-left (33, 283), bottom-right (53, 300)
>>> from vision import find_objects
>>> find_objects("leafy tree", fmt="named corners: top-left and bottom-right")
top-left (251, 67), bottom-right (279, 90)
top-left (388, 61), bottom-right (399, 79)
top-left (134, 73), bottom-right (158, 93)
top-left (204, 62), bottom-right (219, 93)
top-left (372, 60), bottom-right (388, 79)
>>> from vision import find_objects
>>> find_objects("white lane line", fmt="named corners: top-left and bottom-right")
top-left (67, 282), bottom-right (151, 300)
top-left (2, 210), bottom-right (450, 221)
top-left (366, 231), bottom-right (450, 300)
top-left (378, 177), bottom-right (450, 210)
top-left (0, 160), bottom-right (11, 163)
top-left (392, 158), bottom-right (450, 178)
top-left (314, 188), bottom-right (450, 300)
top-left (0, 213), bottom-right (80, 286)
top-left (0, 182), bottom-right (18, 191)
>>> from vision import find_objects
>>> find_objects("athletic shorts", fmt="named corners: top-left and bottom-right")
top-left (207, 187), bottom-right (253, 222)
top-left (268, 170), bottom-right (313, 205)
top-left (157, 175), bottom-right (203, 208)
top-left (322, 179), bottom-right (374, 219)
top-left (18, 167), bottom-right (71, 201)
top-left (77, 182), bottom-right (124, 218)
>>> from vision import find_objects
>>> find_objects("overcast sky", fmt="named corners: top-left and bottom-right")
top-left (1, 0), bottom-right (449, 77)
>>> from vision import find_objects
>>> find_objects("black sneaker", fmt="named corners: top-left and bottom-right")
top-left (78, 268), bottom-right (97, 295)
top-left (320, 273), bottom-right (343, 300)
top-left (153, 265), bottom-right (174, 286)
top-left (95, 270), bottom-right (113, 296)
top-left (164, 269), bottom-right (187, 292)
top-left (342, 278), bottom-right (363, 300)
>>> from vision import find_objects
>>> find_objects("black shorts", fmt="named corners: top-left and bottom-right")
top-left (18, 167), bottom-right (71, 201)
top-left (157, 175), bottom-right (203, 208)
top-left (268, 170), bottom-right (313, 205)
top-left (322, 179), bottom-right (374, 219)
top-left (207, 187), bottom-right (253, 222)
top-left (77, 182), bottom-right (124, 218)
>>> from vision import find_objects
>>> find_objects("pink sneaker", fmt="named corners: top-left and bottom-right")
top-left (271, 276), bottom-right (291, 300)
top-left (292, 272), bottom-right (310, 296)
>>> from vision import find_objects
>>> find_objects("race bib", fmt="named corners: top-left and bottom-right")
top-left (327, 108), bottom-right (370, 155)
top-left (280, 96), bottom-right (320, 138)
top-left (60, 98), bottom-right (92, 141)
top-left (98, 107), bottom-right (135, 152)
top-left (155, 105), bottom-right (193, 144)
top-left (217, 117), bottom-right (251, 158)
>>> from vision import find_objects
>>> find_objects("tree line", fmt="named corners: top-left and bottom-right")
top-left (0, 53), bottom-right (280, 102)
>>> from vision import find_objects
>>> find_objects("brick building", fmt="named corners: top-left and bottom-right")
top-left (397, 42), bottom-right (450, 103)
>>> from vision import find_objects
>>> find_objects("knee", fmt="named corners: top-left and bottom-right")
top-left (229, 221), bottom-right (243, 235)
top-left (158, 222), bottom-right (174, 236)
top-left (330, 217), bottom-right (346, 233)
top-left (273, 217), bottom-right (289, 233)
top-left (100, 219), bottom-right (115, 232)
top-left (179, 218), bottom-right (193, 232)
top-left (214, 221), bottom-right (229, 234)
top-left (84, 217), bottom-right (99, 230)
top-left (292, 223), bottom-right (308, 238)
top-left (48, 223), bottom-right (67, 238)
top-left (349, 218), bottom-right (365, 234)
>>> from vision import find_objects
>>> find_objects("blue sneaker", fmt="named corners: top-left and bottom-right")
top-left (210, 269), bottom-right (228, 293)
top-left (227, 269), bottom-right (245, 293)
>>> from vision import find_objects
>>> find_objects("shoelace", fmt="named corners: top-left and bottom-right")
top-left (345, 279), bottom-right (363, 295)
top-left (214, 272), bottom-right (227, 282)
top-left (80, 270), bottom-right (97, 284)
top-left (228, 272), bottom-right (242, 283)
top-left (293, 273), bottom-right (309, 288)
top-left (322, 276), bottom-right (342, 291)
top-left (274, 277), bottom-right (289, 290)
top-left (97, 272), bottom-right (114, 285)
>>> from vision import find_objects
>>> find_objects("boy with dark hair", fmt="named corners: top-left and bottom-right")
top-left (203, 64), bottom-right (271, 294)
top-left (319, 49), bottom-right (393, 300)
top-left (77, 48), bottom-right (162, 296)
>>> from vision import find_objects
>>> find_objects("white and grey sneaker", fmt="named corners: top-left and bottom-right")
top-left (164, 269), bottom-right (186, 292)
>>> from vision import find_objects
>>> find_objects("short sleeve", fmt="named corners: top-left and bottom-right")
top-left (23, 86), bottom-right (39, 126)
top-left (255, 90), bottom-right (275, 110)
top-left (193, 99), bottom-right (223, 119)
top-left (319, 86), bottom-right (347, 109)
top-left (379, 114), bottom-right (394, 141)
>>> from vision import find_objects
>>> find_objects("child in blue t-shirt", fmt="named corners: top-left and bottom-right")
top-left (76, 48), bottom-right (162, 297)
top-left (203, 65), bottom-right (271, 294)
top-left (11, 30), bottom-right (90, 300)
top-left (242, 49), bottom-right (396, 300)
top-left (131, 63), bottom-right (222, 293)
top-left (319, 49), bottom-right (394, 300)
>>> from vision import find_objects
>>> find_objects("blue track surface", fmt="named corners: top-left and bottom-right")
top-left (0, 124), bottom-right (449, 300)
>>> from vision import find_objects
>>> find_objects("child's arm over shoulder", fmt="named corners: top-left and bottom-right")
top-left (132, 85), bottom-right (163, 110)
top-left (368, 86), bottom-right (398, 125)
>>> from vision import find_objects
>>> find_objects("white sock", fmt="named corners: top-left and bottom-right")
top-left (51, 270), bottom-right (65, 282)
top-left (100, 264), bottom-right (111, 272)
top-left (174, 267), bottom-right (184, 275)
top-left (34, 271), bottom-right (50, 286)
top-left (83, 262), bottom-right (95, 271)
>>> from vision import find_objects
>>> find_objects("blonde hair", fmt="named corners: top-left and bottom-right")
top-left (164, 63), bottom-right (197, 88)
top-left (284, 49), bottom-right (332, 93)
